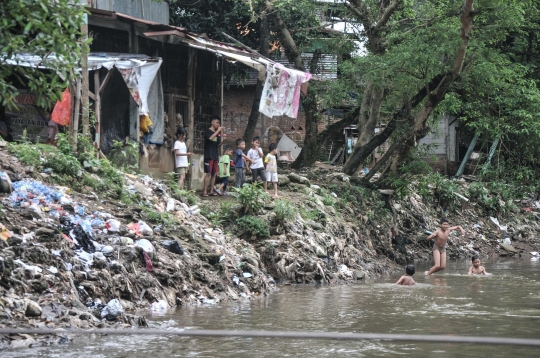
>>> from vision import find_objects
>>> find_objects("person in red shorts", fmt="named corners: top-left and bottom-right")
top-left (202, 116), bottom-right (225, 197)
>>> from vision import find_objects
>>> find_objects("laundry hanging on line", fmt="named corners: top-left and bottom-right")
top-left (259, 63), bottom-right (312, 119)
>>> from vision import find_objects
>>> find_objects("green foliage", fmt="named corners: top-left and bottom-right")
top-left (201, 205), bottom-right (224, 228)
top-left (109, 140), bottom-right (139, 173)
top-left (0, 0), bottom-right (88, 108)
top-left (466, 181), bottom-right (518, 216)
top-left (236, 215), bottom-right (270, 238)
top-left (231, 183), bottom-right (269, 215)
top-left (274, 199), bottom-right (295, 222)
top-left (7, 142), bottom-right (40, 167)
top-left (143, 207), bottom-right (175, 227)
top-left (430, 173), bottom-right (461, 210)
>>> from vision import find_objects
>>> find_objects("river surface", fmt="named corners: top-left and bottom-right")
top-left (6, 257), bottom-right (540, 357)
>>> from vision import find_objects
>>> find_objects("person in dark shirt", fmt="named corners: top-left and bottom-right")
top-left (202, 116), bottom-right (225, 196)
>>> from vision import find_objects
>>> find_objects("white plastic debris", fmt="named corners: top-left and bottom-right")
top-left (101, 298), bottom-right (124, 319)
top-left (490, 217), bottom-right (508, 231)
top-left (242, 272), bottom-right (252, 278)
top-left (106, 219), bottom-right (121, 232)
top-left (166, 198), bottom-right (175, 212)
top-left (530, 252), bottom-right (539, 257)
top-left (13, 259), bottom-right (42, 273)
top-left (135, 239), bottom-right (154, 253)
top-left (503, 238), bottom-right (511, 245)
top-left (138, 220), bottom-right (153, 235)
top-left (150, 300), bottom-right (168, 311)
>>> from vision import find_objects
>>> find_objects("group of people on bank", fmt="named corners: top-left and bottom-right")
top-left (173, 116), bottom-right (281, 198)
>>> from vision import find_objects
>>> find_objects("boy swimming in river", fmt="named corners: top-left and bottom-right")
top-left (468, 255), bottom-right (488, 275)
top-left (396, 264), bottom-right (416, 286)
top-left (425, 218), bottom-right (465, 275)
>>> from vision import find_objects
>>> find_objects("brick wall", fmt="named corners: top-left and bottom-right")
top-left (222, 85), bottom-right (307, 150)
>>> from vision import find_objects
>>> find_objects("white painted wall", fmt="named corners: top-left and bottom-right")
top-left (418, 114), bottom-right (458, 161)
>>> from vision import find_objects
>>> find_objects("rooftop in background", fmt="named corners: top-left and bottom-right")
top-left (88, 0), bottom-right (169, 25)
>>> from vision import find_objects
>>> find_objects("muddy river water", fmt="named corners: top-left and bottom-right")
top-left (6, 257), bottom-right (540, 357)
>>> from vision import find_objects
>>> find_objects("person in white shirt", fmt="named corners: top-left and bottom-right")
top-left (247, 136), bottom-right (267, 192)
top-left (174, 127), bottom-right (192, 189)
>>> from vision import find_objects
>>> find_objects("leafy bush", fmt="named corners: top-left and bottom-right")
top-left (7, 142), bottom-right (41, 166)
top-left (430, 173), bottom-right (461, 210)
top-left (274, 199), bottom-right (295, 222)
top-left (109, 139), bottom-right (139, 172)
top-left (231, 183), bottom-right (269, 214)
top-left (237, 215), bottom-right (270, 237)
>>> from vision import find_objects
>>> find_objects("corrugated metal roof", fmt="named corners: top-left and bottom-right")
top-left (90, 0), bottom-right (169, 25)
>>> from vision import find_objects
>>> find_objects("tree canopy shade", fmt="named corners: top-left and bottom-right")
top-left (0, 0), bottom-right (87, 109)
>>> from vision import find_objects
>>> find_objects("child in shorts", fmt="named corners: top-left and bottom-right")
top-left (174, 127), bottom-right (192, 190)
top-left (216, 147), bottom-right (233, 196)
top-left (425, 218), bottom-right (465, 275)
top-left (264, 143), bottom-right (279, 198)
top-left (396, 264), bottom-right (416, 285)
top-left (468, 255), bottom-right (488, 275)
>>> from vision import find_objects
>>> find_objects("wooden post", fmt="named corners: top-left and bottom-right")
top-left (94, 70), bottom-right (101, 155)
top-left (81, 13), bottom-right (90, 137)
top-left (71, 77), bottom-right (81, 151)
top-left (187, 48), bottom-right (196, 153)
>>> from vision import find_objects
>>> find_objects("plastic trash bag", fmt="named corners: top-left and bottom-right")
top-left (101, 298), bottom-right (124, 320)
top-left (143, 251), bottom-right (154, 272)
top-left (135, 239), bottom-right (154, 253)
top-left (138, 220), bottom-right (153, 235)
top-left (166, 198), bottom-right (175, 212)
top-left (150, 300), bottom-right (168, 311)
top-left (105, 219), bottom-right (121, 232)
top-left (51, 88), bottom-right (71, 126)
top-left (161, 240), bottom-right (184, 255)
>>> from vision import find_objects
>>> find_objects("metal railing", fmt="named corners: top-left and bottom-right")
top-left (1, 328), bottom-right (540, 347)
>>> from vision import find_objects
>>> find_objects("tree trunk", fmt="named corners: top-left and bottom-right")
top-left (377, 0), bottom-right (477, 180)
top-left (243, 14), bottom-right (269, 146)
top-left (292, 49), bottom-right (322, 168)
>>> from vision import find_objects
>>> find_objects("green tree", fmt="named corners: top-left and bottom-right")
top-left (0, 0), bottom-right (87, 109)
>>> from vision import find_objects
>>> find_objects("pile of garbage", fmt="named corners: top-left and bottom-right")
top-left (0, 153), bottom-right (276, 348)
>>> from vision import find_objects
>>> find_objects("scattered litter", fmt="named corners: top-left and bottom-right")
top-left (101, 299), bottom-right (124, 320)
top-left (135, 239), bottom-right (154, 253)
top-left (150, 300), bottom-right (168, 311)
top-left (161, 240), bottom-right (184, 255)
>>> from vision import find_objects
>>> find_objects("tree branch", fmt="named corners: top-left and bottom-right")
top-left (374, 0), bottom-right (401, 31)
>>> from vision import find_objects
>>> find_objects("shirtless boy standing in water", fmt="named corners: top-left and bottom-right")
top-left (425, 218), bottom-right (465, 275)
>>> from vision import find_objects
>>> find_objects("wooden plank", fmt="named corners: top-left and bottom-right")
top-left (99, 69), bottom-right (113, 94)
top-left (94, 71), bottom-right (101, 153)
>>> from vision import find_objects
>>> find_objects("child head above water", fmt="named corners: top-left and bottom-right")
top-left (471, 255), bottom-right (480, 267)
top-left (406, 264), bottom-right (415, 276)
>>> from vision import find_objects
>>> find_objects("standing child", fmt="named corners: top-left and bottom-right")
top-left (247, 136), bottom-right (268, 191)
top-left (426, 218), bottom-right (465, 275)
top-left (396, 264), bottom-right (416, 285)
top-left (264, 143), bottom-right (279, 198)
top-left (174, 127), bottom-right (192, 190)
top-left (468, 255), bottom-right (488, 275)
top-left (235, 139), bottom-right (252, 188)
top-left (216, 147), bottom-right (233, 196)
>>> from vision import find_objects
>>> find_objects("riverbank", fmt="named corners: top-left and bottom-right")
top-left (1, 140), bottom-right (540, 349)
